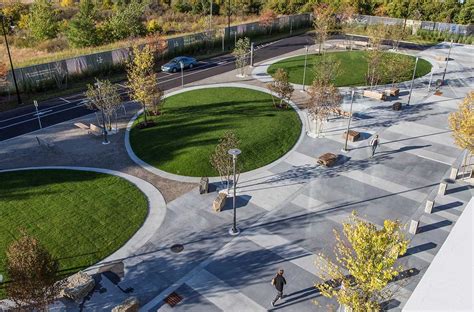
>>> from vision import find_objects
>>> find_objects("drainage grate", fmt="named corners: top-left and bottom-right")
top-left (170, 244), bottom-right (184, 253)
top-left (164, 292), bottom-right (183, 307)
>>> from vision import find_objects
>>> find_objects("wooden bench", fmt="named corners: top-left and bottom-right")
top-left (89, 123), bottom-right (103, 136)
top-left (74, 122), bottom-right (89, 131)
top-left (317, 153), bottom-right (337, 167)
top-left (363, 90), bottom-right (387, 101)
top-left (384, 88), bottom-right (400, 97)
top-left (343, 130), bottom-right (360, 142)
top-left (213, 193), bottom-right (227, 212)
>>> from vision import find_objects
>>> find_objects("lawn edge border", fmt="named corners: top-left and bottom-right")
top-left (125, 83), bottom-right (306, 183)
top-left (253, 45), bottom-right (438, 90)
top-left (0, 166), bottom-right (166, 275)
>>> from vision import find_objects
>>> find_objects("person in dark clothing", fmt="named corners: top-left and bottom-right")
top-left (271, 269), bottom-right (287, 307)
top-left (369, 134), bottom-right (380, 157)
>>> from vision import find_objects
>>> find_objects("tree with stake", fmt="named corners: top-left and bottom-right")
top-left (267, 68), bottom-right (294, 109)
top-left (306, 81), bottom-right (342, 137)
top-left (127, 45), bottom-right (162, 126)
top-left (313, 3), bottom-right (336, 55)
top-left (232, 37), bottom-right (250, 77)
top-left (366, 25), bottom-right (387, 89)
top-left (315, 212), bottom-right (409, 311)
top-left (259, 9), bottom-right (277, 35)
top-left (6, 231), bottom-right (62, 311)
top-left (85, 79), bottom-right (122, 132)
top-left (210, 131), bottom-right (241, 192)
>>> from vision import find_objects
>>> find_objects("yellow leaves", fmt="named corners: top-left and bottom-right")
top-left (449, 91), bottom-right (474, 153)
top-left (315, 212), bottom-right (409, 310)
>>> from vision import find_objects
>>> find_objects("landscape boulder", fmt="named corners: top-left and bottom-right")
top-left (213, 192), bottom-right (227, 212)
top-left (112, 297), bottom-right (140, 312)
top-left (199, 177), bottom-right (209, 194)
top-left (61, 271), bottom-right (95, 302)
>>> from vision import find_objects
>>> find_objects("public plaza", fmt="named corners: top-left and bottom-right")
top-left (0, 38), bottom-right (472, 311)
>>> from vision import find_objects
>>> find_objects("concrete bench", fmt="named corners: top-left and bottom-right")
top-left (363, 90), bottom-right (387, 101)
top-left (409, 219), bottom-right (419, 234)
top-left (89, 123), bottom-right (103, 136)
top-left (199, 177), bottom-right (209, 194)
top-left (317, 153), bottom-right (337, 167)
top-left (343, 130), bottom-right (360, 142)
top-left (74, 122), bottom-right (90, 131)
top-left (438, 178), bottom-right (454, 195)
top-left (213, 193), bottom-right (227, 212)
top-left (435, 56), bottom-right (448, 61)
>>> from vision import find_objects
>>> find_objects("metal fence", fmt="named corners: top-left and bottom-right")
top-left (5, 13), bottom-right (311, 92)
top-left (354, 14), bottom-right (473, 35)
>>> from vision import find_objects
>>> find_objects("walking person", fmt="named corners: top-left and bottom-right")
top-left (271, 269), bottom-right (287, 307)
top-left (369, 134), bottom-right (380, 158)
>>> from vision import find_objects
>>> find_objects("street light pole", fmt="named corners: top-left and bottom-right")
top-left (228, 148), bottom-right (241, 236)
top-left (407, 56), bottom-right (419, 106)
top-left (342, 89), bottom-right (355, 153)
top-left (441, 40), bottom-right (453, 85)
top-left (180, 61), bottom-right (184, 88)
top-left (1, 14), bottom-right (21, 106)
top-left (302, 45), bottom-right (309, 91)
top-left (33, 100), bottom-right (42, 129)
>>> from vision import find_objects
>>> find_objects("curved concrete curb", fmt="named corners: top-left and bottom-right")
top-left (0, 166), bottom-right (166, 273)
top-left (252, 48), bottom-right (438, 91)
top-left (125, 82), bottom-right (307, 183)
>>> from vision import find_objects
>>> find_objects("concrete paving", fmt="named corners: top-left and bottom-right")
top-left (0, 41), bottom-right (472, 311)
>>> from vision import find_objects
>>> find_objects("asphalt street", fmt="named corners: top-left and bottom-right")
top-left (0, 33), bottom-right (317, 142)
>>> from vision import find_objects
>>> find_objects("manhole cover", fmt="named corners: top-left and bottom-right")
top-left (164, 292), bottom-right (183, 307)
top-left (170, 244), bottom-right (184, 253)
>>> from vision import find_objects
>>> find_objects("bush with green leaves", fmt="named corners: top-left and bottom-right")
top-left (28, 0), bottom-right (59, 41)
top-left (66, 0), bottom-right (99, 48)
top-left (106, 0), bottom-right (149, 41)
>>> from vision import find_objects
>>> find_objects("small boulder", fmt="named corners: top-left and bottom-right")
top-left (199, 177), bottom-right (209, 194)
top-left (213, 193), bottom-right (227, 212)
top-left (61, 271), bottom-right (95, 302)
top-left (392, 102), bottom-right (402, 111)
top-left (112, 297), bottom-right (140, 312)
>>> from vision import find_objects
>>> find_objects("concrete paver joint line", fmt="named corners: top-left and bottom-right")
top-left (0, 166), bottom-right (167, 275)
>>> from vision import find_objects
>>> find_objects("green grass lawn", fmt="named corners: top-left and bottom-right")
top-left (268, 50), bottom-right (432, 87)
top-left (130, 87), bottom-right (302, 177)
top-left (0, 169), bottom-right (148, 287)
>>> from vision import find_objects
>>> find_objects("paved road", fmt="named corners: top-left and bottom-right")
top-left (0, 34), bottom-right (316, 142)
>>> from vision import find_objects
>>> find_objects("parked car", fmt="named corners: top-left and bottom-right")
top-left (161, 57), bottom-right (198, 73)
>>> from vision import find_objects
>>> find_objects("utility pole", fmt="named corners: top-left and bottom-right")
top-left (1, 14), bottom-right (21, 106)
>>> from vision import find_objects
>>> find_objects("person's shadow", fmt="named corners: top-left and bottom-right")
top-left (270, 286), bottom-right (320, 310)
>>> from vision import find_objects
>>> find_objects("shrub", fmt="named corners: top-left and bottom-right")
top-left (60, 0), bottom-right (75, 7)
top-left (66, 0), bottom-right (99, 47)
top-left (28, 0), bottom-right (59, 41)
top-left (36, 37), bottom-right (69, 52)
top-left (146, 19), bottom-right (162, 34)
top-left (106, 0), bottom-right (149, 41)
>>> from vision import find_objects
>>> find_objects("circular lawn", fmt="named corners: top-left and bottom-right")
top-left (268, 50), bottom-right (432, 87)
top-left (129, 87), bottom-right (302, 177)
top-left (0, 169), bottom-right (148, 279)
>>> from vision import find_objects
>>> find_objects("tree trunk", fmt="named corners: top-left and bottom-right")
top-left (142, 103), bottom-right (148, 125)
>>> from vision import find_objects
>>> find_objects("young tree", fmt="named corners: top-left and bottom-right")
top-left (66, 0), bottom-right (98, 48)
top-left (316, 213), bottom-right (409, 311)
top-left (449, 91), bottom-right (474, 154)
top-left (313, 3), bottom-right (336, 55)
top-left (306, 81), bottom-right (342, 137)
top-left (366, 25), bottom-right (387, 89)
top-left (232, 37), bottom-right (251, 77)
top-left (386, 24), bottom-right (407, 51)
top-left (313, 54), bottom-right (340, 87)
top-left (127, 45), bottom-right (163, 126)
top-left (6, 231), bottom-right (61, 310)
top-left (145, 33), bottom-right (169, 63)
top-left (28, 0), bottom-right (58, 41)
top-left (0, 61), bottom-right (8, 86)
top-left (210, 131), bottom-right (241, 191)
top-left (384, 52), bottom-right (411, 88)
top-left (259, 9), bottom-right (277, 34)
top-left (85, 79), bottom-right (122, 131)
top-left (267, 68), bottom-right (294, 109)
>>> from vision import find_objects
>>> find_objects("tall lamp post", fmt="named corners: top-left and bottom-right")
top-left (407, 56), bottom-right (419, 106)
top-left (228, 148), bottom-right (241, 236)
top-left (301, 45), bottom-right (309, 92)
top-left (180, 61), bottom-right (184, 88)
top-left (342, 89), bottom-right (355, 153)
top-left (0, 13), bottom-right (21, 105)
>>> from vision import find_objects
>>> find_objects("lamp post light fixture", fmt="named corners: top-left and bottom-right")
top-left (228, 148), bottom-right (241, 236)
top-left (407, 56), bottom-right (419, 106)
top-left (0, 13), bottom-right (21, 106)
top-left (342, 89), bottom-right (355, 153)
top-left (180, 61), bottom-right (184, 88)
top-left (301, 45), bottom-right (309, 92)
